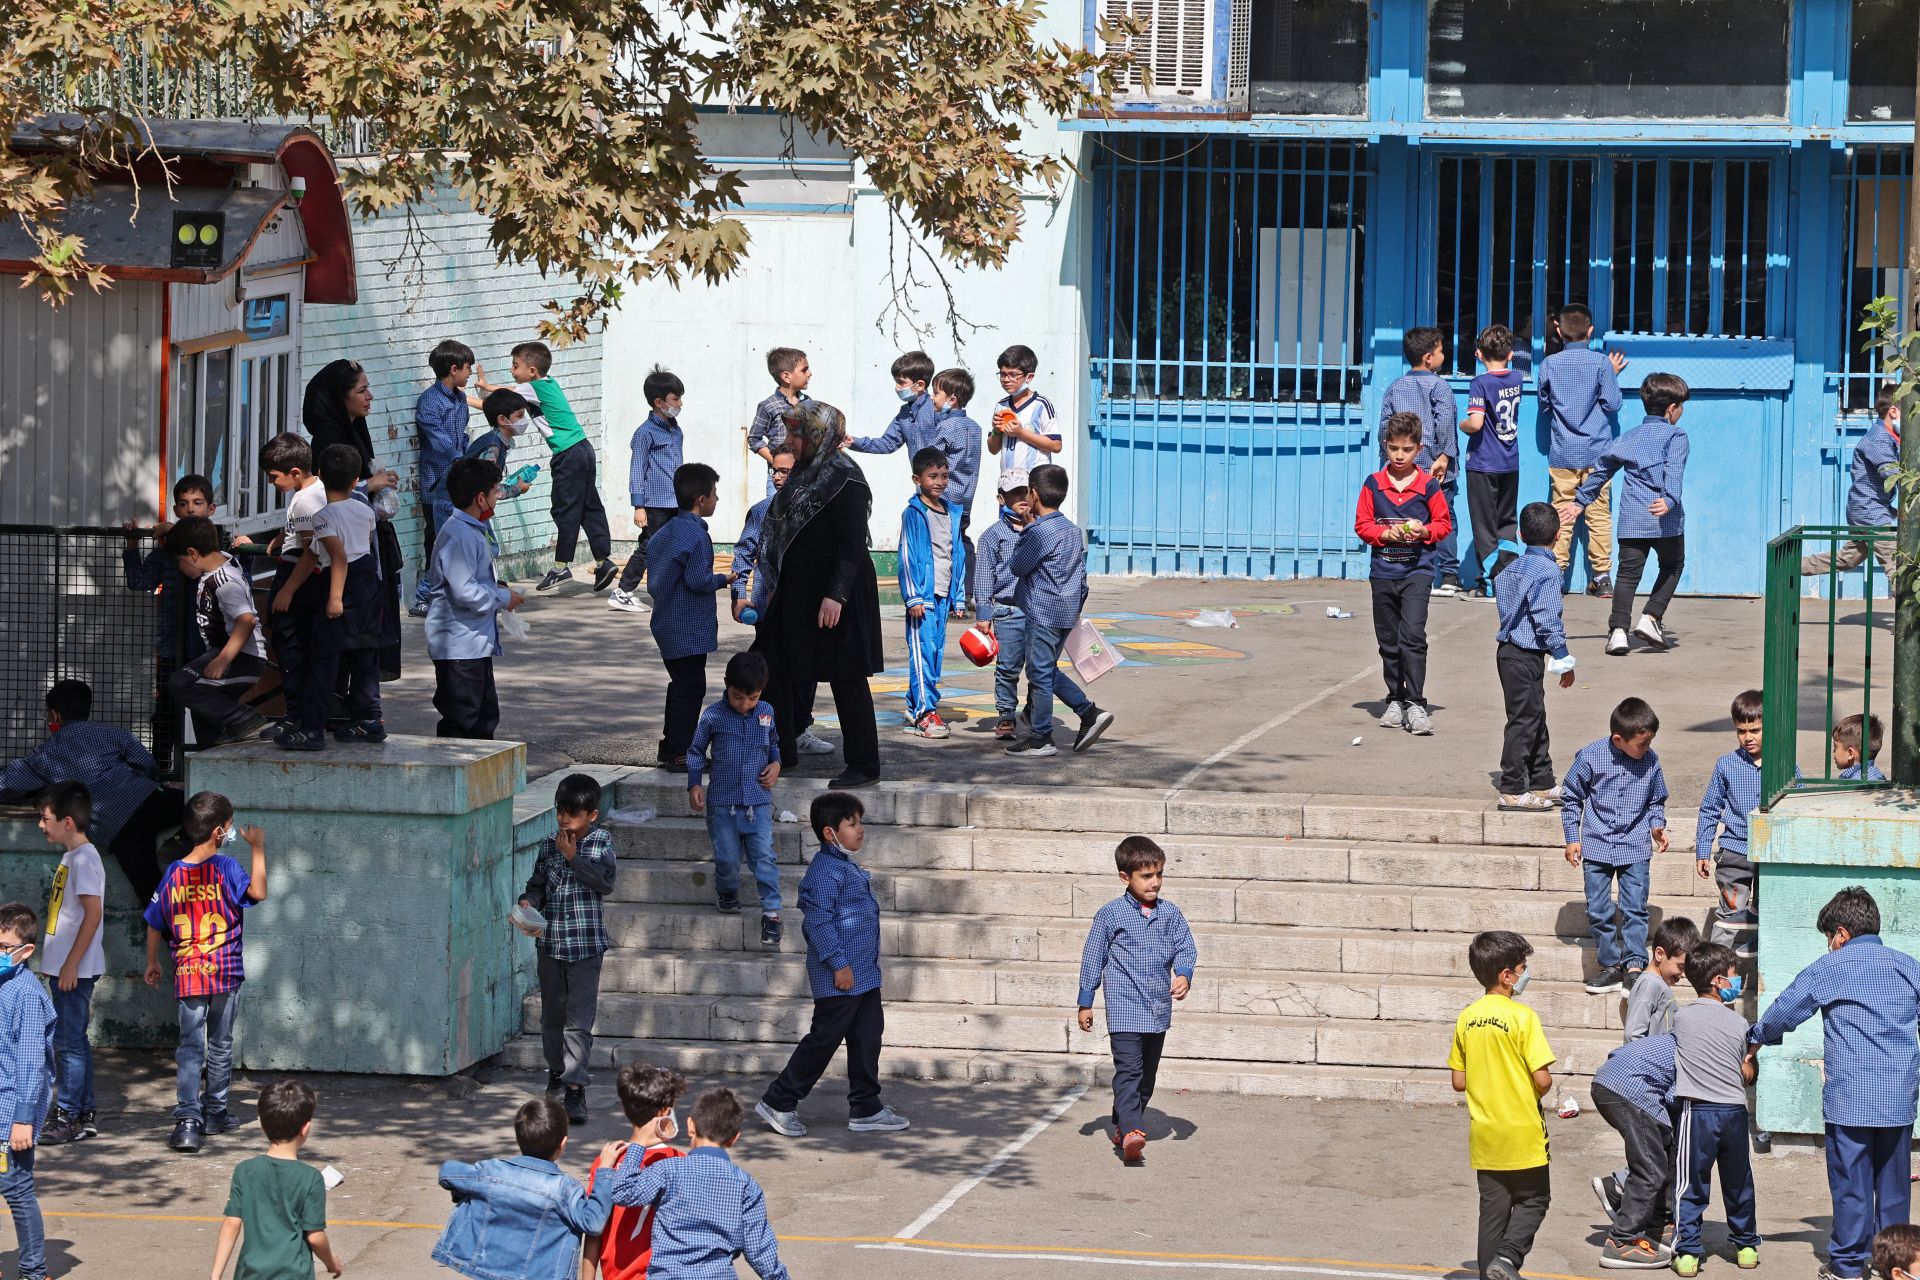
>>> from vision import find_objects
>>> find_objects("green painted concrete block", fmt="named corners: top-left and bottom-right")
top-left (1750, 790), bottom-right (1920, 1135)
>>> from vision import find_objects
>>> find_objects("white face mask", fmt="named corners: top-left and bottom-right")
top-left (660, 405), bottom-right (680, 421)
top-left (506, 415), bottom-right (528, 434)
top-left (660, 1111), bottom-right (678, 1141)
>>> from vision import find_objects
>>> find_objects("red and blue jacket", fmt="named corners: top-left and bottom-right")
top-left (1355, 467), bottom-right (1454, 580)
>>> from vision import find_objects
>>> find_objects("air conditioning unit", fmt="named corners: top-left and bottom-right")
top-left (1094, 0), bottom-right (1251, 114)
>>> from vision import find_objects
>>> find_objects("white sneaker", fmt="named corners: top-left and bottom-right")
top-left (1404, 704), bottom-right (1434, 736)
top-left (1606, 628), bottom-right (1630, 656)
top-left (755, 1100), bottom-right (806, 1137)
top-left (847, 1105), bottom-right (910, 1132)
top-left (607, 589), bottom-right (649, 614)
top-left (1632, 614), bottom-right (1670, 649)
top-left (795, 729), bottom-right (836, 755)
top-left (1379, 701), bottom-right (1407, 729)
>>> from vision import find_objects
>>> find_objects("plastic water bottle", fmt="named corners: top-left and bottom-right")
top-left (512, 464), bottom-right (539, 487)
top-left (739, 606), bottom-right (760, 625)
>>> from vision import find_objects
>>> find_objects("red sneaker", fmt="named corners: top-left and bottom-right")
top-left (1121, 1130), bottom-right (1146, 1162)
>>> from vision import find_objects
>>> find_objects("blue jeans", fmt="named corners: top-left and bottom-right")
top-left (0, 1146), bottom-right (43, 1279)
top-left (708, 804), bottom-right (781, 915)
top-left (1433, 477), bottom-right (1460, 581)
top-left (176, 990), bottom-right (241, 1122)
top-left (1825, 1123), bottom-right (1913, 1276)
top-left (49, 976), bottom-right (96, 1114)
top-left (1024, 621), bottom-right (1093, 740)
top-left (1582, 859), bottom-right (1651, 971)
top-left (988, 605), bottom-right (1028, 717)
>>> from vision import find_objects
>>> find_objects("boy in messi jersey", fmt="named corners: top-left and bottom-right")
top-left (144, 791), bottom-right (267, 1154)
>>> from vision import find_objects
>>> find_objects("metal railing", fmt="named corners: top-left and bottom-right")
top-left (1761, 524), bottom-right (1898, 807)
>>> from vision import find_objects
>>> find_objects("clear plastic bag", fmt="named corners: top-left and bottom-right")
top-left (497, 609), bottom-right (531, 642)
top-left (508, 903), bottom-right (547, 936)
top-left (1186, 609), bottom-right (1238, 629)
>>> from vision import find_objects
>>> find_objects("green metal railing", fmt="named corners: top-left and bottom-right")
top-left (1761, 525), bottom-right (1898, 806)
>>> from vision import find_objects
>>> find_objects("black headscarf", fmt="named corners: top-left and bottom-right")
top-left (302, 358), bottom-right (375, 479)
top-left (759, 400), bottom-right (865, 602)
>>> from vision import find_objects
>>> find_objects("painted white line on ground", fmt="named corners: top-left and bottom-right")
top-left (862, 1242), bottom-right (1443, 1278)
top-left (893, 1082), bottom-right (1089, 1240)
top-left (1163, 607), bottom-right (1484, 800)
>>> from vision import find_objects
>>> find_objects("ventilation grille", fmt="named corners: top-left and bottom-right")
top-left (1103, 0), bottom-right (1213, 96)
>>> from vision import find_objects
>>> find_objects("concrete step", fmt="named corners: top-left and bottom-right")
top-left (608, 772), bottom-right (1703, 852)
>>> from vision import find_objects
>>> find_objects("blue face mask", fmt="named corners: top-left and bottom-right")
top-left (0, 947), bottom-right (20, 975)
top-left (1511, 970), bottom-right (1531, 997)
top-left (1719, 976), bottom-right (1744, 1003)
top-left (896, 388), bottom-right (915, 403)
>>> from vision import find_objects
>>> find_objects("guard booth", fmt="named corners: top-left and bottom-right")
top-left (0, 117), bottom-right (358, 768)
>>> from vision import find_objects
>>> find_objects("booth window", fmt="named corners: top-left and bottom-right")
top-left (1250, 0), bottom-right (1369, 116)
top-left (172, 297), bottom-right (296, 527)
top-left (1850, 0), bottom-right (1917, 122)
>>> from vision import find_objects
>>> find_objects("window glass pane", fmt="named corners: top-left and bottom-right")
top-left (241, 295), bottom-right (291, 341)
top-left (1427, 0), bottom-right (1790, 119)
top-left (172, 356), bottom-right (199, 487)
top-left (1850, 0), bottom-right (1917, 122)
top-left (201, 351), bottom-right (230, 507)
top-left (236, 357), bottom-right (257, 518)
top-left (1249, 0), bottom-right (1369, 116)
top-left (1840, 149), bottom-right (1912, 412)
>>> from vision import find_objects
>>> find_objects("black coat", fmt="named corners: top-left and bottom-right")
top-left (755, 477), bottom-right (883, 680)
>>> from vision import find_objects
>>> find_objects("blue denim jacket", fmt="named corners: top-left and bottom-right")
top-left (431, 1154), bottom-right (614, 1280)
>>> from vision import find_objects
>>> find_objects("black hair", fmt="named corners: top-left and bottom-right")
top-left (997, 344), bottom-right (1039, 375)
top-left (1684, 941), bottom-right (1739, 996)
top-left (891, 351), bottom-right (935, 385)
top-left (318, 443), bottom-right (362, 491)
top-left (1475, 324), bottom-right (1514, 361)
top-left (1834, 713), bottom-right (1884, 759)
top-left (483, 388), bottom-right (530, 429)
top-left (260, 433), bottom-right (313, 477)
top-left (1029, 463), bottom-right (1069, 510)
top-left (617, 1062), bottom-right (688, 1127)
top-left (1519, 502), bottom-right (1560, 547)
top-left (725, 651), bottom-right (770, 695)
top-left (811, 790), bottom-right (864, 843)
top-left (510, 341), bottom-right (553, 377)
top-left (645, 366), bottom-right (685, 409)
top-left (1817, 886), bottom-right (1881, 939)
top-left (515, 1096), bottom-right (567, 1158)
top-left (448, 457), bottom-right (503, 510)
top-left (182, 791), bottom-right (236, 846)
top-left (689, 1087), bottom-right (744, 1145)
top-left (674, 462), bottom-right (720, 511)
top-left (769, 442), bottom-right (798, 463)
top-left (0, 902), bottom-right (40, 946)
top-left (45, 679), bottom-right (91, 722)
top-left (164, 516), bottom-right (222, 558)
top-left (1382, 411), bottom-right (1424, 447)
top-left (932, 368), bottom-right (974, 408)
top-left (37, 781), bottom-right (90, 834)
top-left (429, 339), bottom-right (476, 379)
top-left (1640, 372), bottom-right (1691, 416)
top-left (174, 473), bottom-right (216, 505)
top-left (767, 347), bottom-right (807, 380)
top-left (1731, 690), bottom-right (1765, 724)
top-left (1650, 914), bottom-right (1700, 960)
top-left (1402, 326), bottom-right (1444, 366)
top-left (259, 1078), bottom-right (318, 1142)
top-left (1876, 386), bottom-right (1899, 420)
top-left (1873, 1224), bottom-right (1920, 1279)
top-left (1610, 697), bottom-right (1659, 741)
top-left (1557, 303), bottom-right (1595, 341)
top-left (910, 447), bottom-right (949, 476)
top-left (554, 773), bottom-right (603, 817)
top-left (1467, 930), bottom-right (1533, 989)
top-left (1115, 836), bottom-right (1165, 874)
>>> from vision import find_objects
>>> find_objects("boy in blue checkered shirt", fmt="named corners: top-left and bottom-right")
top-left (1697, 690), bottom-right (1769, 959)
top-left (646, 463), bottom-right (742, 770)
top-left (518, 773), bottom-right (616, 1128)
top-left (688, 652), bottom-right (784, 948)
top-left (1077, 836), bottom-right (1197, 1165)
top-left (0, 902), bottom-right (55, 1280)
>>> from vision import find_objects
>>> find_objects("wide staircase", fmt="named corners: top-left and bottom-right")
top-left (501, 774), bottom-right (1711, 1103)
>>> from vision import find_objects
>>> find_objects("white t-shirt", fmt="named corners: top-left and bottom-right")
top-left (311, 498), bottom-right (376, 567)
top-left (198, 558), bottom-right (267, 658)
top-left (281, 479), bottom-right (329, 561)
top-left (41, 842), bottom-right (106, 979)
top-left (994, 390), bottom-right (1063, 477)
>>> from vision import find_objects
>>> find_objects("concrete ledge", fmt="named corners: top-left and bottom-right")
top-left (188, 735), bottom-right (527, 815)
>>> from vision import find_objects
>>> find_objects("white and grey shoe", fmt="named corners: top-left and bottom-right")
top-left (795, 729), bottom-right (836, 755)
top-left (1606, 628), bottom-right (1631, 656)
top-left (755, 1100), bottom-right (806, 1138)
top-left (607, 589), bottom-right (649, 613)
top-left (1404, 704), bottom-right (1434, 736)
top-left (1632, 614), bottom-right (1670, 650)
top-left (1379, 700), bottom-right (1407, 729)
top-left (847, 1105), bottom-right (910, 1132)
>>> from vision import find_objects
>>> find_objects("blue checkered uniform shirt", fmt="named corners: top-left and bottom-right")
top-left (799, 844), bottom-right (881, 999)
top-left (1559, 738), bottom-right (1669, 866)
top-left (1493, 548), bottom-right (1569, 658)
top-left (628, 413), bottom-right (684, 510)
top-left (1539, 346), bottom-right (1625, 469)
top-left (1697, 748), bottom-right (1764, 857)
top-left (747, 391), bottom-right (804, 456)
top-left (1011, 511), bottom-right (1088, 631)
top-left (609, 1146), bottom-right (789, 1280)
top-left (1379, 369), bottom-right (1459, 470)
top-left (1593, 1031), bottom-right (1677, 1127)
top-left (522, 827), bottom-right (615, 962)
top-left (687, 699), bottom-right (778, 807)
top-left (416, 382), bottom-right (471, 505)
top-left (732, 496), bottom-right (771, 605)
top-left (0, 966), bottom-right (54, 1134)
top-left (1575, 416), bottom-right (1689, 540)
top-left (1751, 934), bottom-right (1920, 1127)
top-left (646, 513), bottom-right (728, 660)
top-left (1, 721), bottom-right (162, 848)
top-left (1078, 894), bottom-right (1198, 1034)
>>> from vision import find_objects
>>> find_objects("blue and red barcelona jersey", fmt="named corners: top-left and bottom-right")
top-left (143, 855), bottom-right (252, 997)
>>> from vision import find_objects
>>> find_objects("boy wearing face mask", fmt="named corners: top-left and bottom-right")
top-left (425, 458), bottom-right (525, 740)
top-left (583, 1063), bottom-right (688, 1280)
top-left (0, 901), bottom-right (55, 1280)
top-left (1670, 942), bottom-right (1760, 1277)
top-left (610, 368), bottom-right (687, 615)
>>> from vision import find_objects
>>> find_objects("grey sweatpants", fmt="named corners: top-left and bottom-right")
top-left (537, 951), bottom-right (603, 1087)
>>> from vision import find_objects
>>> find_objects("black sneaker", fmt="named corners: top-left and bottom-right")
top-left (169, 1117), bottom-right (205, 1153)
top-left (535, 566), bottom-right (572, 592)
top-left (593, 559), bottom-right (619, 592)
top-left (761, 915), bottom-right (782, 948)
top-left (662, 754), bottom-right (688, 774)
top-left (1073, 708), bottom-right (1116, 753)
top-left (564, 1086), bottom-right (588, 1126)
top-left (334, 719), bottom-right (389, 743)
top-left (1587, 573), bottom-right (1614, 598)
top-left (202, 1109), bottom-right (232, 1136)
top-left (40, 1111), bottom-right (83, 1145)
top-left (1623, 967), bottom-right (1647, 991)
top-left (275, 728), bottom-right (326, 752)
top-left (546, 1073), bottom-right (564, 1098)
top-left (78, 1109), bottom-right (98, 1139)
top-left (828, 770), bottom-right (879, 788)
top-left (1006, 736), bottom-right (1058, 757)
top-left (1584, 965), bottom-right (1627, 995)
top-left (717, 892), bottom-right (742, 915)
top-left (1593, 1172), bottom-right (1624, 1217)
top-left (217, 710), bottom-right (270, 746)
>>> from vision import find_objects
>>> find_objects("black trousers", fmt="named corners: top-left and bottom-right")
top-left (433, 658), bottom-right (499, 739)
top-left (1110, 1030), bottom-right (1166, 1137)
top-left (617, 505), bottom-right (681, 593)
top-left (1496, 642), bottom-right (1554, 794)
top-left (1593, 1081), bottom-right (1674, 1245)
top-left (167, 652), bottom-right (270, 737)
top-left (303, 647), bottom-right (381, 734)
top-left (1468, 470), bottom-right (1521, 585)
top-left (660, 653), bottom-right (707, 760)
top-left (770, 664), bottom-right (879, 778)
top-left (1477, 1165), bottom-right (1552, 1278)
top-left (107, 786), bottom-right (184, 906)
top-left (762, 987), bottom-right (884, 1118)
top-left (549, 440), bottom-right (612, 564)
top-left (268, 568), bottom-right (323, 727)
top-left (1611, 536), bottom-right (1685, 632)
top-left (1370, 574), bottom-right (1432, 706)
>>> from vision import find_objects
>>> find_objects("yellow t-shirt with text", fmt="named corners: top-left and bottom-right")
top-left (1448, 992), bottom-right (1555, 1170)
